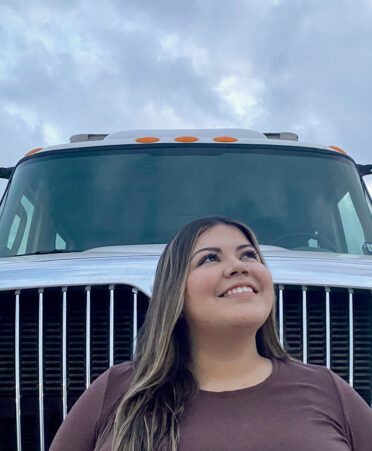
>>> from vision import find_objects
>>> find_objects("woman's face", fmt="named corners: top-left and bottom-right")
top-left (184, 224), bottom-right (274, 334)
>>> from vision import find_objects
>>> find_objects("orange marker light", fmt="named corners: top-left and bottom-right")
top-left (174, 136), bottom-right (199, 142)
top-left (329, 145), bottom-right (347, 155)
top-left (136, 137), bottom-right (160, 143)
top-left (213, 136), bottom-right (237, 143)
top-left (25, 147), bottom-right (42, 157)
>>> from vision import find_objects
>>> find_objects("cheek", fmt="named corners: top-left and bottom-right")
top-left (186, 269), bottom-right (216, 298)
top-left (264, 271), bottom-right (274, 294)
top-left (266, 287), bottom-right (275, 316)
top-left (253, 265), bottom-right (274, 308)
top-left (257, 263), bottom-right (273, 286)
top-left (184, 271), bottom-right (216, 318)
top-left (266, 288), bottom-right (275, 312)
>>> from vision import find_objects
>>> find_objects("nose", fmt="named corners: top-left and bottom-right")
top-left (223, 259), bottom-right (250, 278)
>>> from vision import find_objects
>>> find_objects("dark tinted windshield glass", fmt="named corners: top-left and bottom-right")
top-left (0, 144), bottom-right (371, 256)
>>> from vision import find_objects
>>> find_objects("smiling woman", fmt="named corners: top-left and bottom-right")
top-left (185, 224), bottom-right (273, 331)
top-left (50, 217), bottom-right (372, 451)
top-left (184, 224), bottom-right (275, 391)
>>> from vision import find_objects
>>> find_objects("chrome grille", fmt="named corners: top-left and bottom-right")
top-left (277, 285), bottom-right (372, 399)
top-left (0, 284), bottom-right (148, 450)
top-left (0, 283), bottom-right (371, 450)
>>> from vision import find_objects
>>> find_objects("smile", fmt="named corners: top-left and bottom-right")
top-left (222, 285), bottom-right (256, 297)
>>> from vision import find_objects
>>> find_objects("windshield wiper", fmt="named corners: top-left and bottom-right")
top-left (16, 249), bottom-right (84, 256)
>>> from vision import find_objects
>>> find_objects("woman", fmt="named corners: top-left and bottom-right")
top-left (50, 216), bottom-right (372, 451)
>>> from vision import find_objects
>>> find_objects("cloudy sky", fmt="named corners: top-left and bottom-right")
top-left (0, 0), bottom-right (372, 195)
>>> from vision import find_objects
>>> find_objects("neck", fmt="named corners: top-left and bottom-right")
top-left (188, 328), bottom-right (272, 391)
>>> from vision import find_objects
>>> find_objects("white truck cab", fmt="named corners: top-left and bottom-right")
top-left (0, 129), bottom-right (371, 450)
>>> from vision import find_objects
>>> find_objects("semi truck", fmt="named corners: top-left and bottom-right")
top-left (0, 128), bottom-right (371, 450)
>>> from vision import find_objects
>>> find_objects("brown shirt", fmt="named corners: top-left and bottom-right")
top-left (50, 359), bottom-right (372, 450)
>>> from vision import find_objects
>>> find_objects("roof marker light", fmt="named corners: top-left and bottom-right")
top-left (213, 136), bottom-right (237, 143)
top-left (25, 147), bottom-right (43, 157)
top-left (136, 137), bottom-right (160, 143)
top-left (329, 145), bottom-right (347, 155)
top-left (174, 136), bottom-right (199, 142)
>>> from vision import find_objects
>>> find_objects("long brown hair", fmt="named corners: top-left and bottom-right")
top-left (97, 216), bottom-right (288, 451)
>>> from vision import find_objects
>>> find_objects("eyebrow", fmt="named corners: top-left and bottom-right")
top-left (191, 244), bottom-right (255, 260)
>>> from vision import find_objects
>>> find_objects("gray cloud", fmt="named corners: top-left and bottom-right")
top-left (0, 0), bottom-right (372, 196)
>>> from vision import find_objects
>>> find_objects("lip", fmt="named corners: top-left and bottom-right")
top-left (218, 282), bottom-right (258, 297)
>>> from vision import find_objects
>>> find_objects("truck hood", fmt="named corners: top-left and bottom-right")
top-left (0, 245), bottom-right (371, 292)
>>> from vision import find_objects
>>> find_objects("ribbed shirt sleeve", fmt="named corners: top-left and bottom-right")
top-left (329, 370), bottom-right (372, 451)
top-left (49, 368), bottom-right (112, 451)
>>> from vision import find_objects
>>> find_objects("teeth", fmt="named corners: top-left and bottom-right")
top-left (224, 286), bottom-right (254, 296)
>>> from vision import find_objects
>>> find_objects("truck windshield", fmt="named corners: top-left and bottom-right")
top-left (0, 144), bottom-right (371, 256)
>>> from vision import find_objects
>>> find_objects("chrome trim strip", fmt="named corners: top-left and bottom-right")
top-left (265, 252), bottom-right (372, 289)
top-left (348, 289), bottom-right (354, 387)
top-left (2, 249), bottom-right (372, 292)
top-left (15, 290), bottom-right (22, 451)
top-left (85, 286), bottom-right (91, 388)
top-left (38, 288), bottom-right (45, 451)
top-left (132, 288), bottom-right (138, 357)
top-left (62, 287), bottom-right (67, 419)
top-left (325, 288), bottom-right (331, 369)
top-left (302, 286), bottom-right (307, 364)
top-left (109, 285), bottom-right (115, 367)
top-left (278, 285), bottom-right (284, 346)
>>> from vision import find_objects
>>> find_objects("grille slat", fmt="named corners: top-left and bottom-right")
top-left (109, 285), bottom-right (114, 368)
top-left (91, 286), bottom-right (110, 381)
top-left (353, 290), bottom-right (372, 403)
top-left (38, 289), bottom-right (45, 451)
top-left (302, 287), bottom-right (308, 364)
top-left (62, 288), bottom-right (67, 420)
top-left (326, 288), bottom-right (331, 369)
top-left (132, 288), bottom-right (138, 356)
top-left (85, 287), bottom-right (91, 389)
top-left (0, 283), bottom-right (371, 450)
top-left (330, 290), bottom-right (349, 380)
top-left (15, 291), bottom-right (21, 451)
top-left (278, 285), bottom-right (284, 346)
top-left (349, 289), bottom-right (354, 387)
top-left (307, 288), bottom-right (325, 366)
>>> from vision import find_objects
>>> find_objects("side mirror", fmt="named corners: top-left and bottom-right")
top-left (0, 167), bottom-right (13, 179)
top-left (357, 164), bottom-right (372, 177)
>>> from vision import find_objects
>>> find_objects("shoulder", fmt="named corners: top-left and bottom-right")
top-left (278, 358), bottom-right (342, 386)
top-left (83, 360), bottom-right (133, 404)
top-left (50, 361), bottom-right (134, 450)
top-left (284, 360), bottom-right (372, 449)
top-left (277, 359), bottom-right (371, 422)
top-left (101, 360), bottom-right (134, 386)
top-left (277, 358), bottom-right (329, 379)
top-left (96, 360), bottom-right (134, 421)
top-left (278, 358), bottom-right (367, 400)
top-left (270, 359), bottom-right (372, 450)
top-left (275, 359), bottom-right (348, 410)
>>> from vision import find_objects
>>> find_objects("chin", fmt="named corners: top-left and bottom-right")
top-left (222, 314), bottom-right (269, 330)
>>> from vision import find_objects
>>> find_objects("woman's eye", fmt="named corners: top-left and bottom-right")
top-left (198, 253), bottom-right (218, 265)
top-left (241, 250), bottom-right (258, 260)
